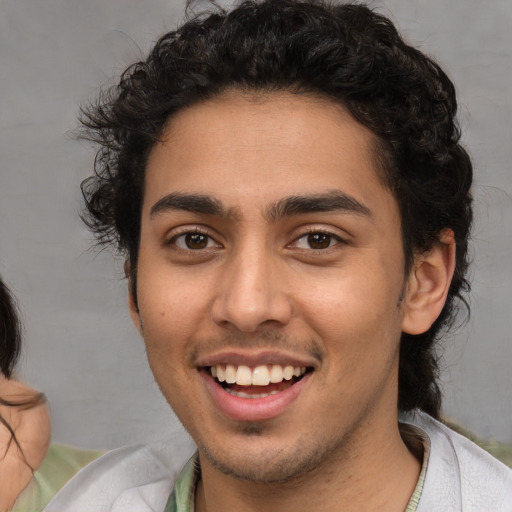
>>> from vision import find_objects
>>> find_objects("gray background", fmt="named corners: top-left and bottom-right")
top-left (0, 0), bottom-right (510, 450)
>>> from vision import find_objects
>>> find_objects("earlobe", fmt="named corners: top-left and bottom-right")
top-left (402, 229), bottom-right (456, 335)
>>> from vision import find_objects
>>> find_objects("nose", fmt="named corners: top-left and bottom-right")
top-left (211, 245), bottom-right (293, 333)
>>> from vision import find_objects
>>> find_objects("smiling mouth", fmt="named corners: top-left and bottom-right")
top-left (207, 364), bottom-right (311, 398)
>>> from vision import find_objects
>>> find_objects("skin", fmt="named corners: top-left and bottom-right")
top-left (0, 377), bottom-right (50, 510)
top-left (130, 91), bottom-right (455, 512)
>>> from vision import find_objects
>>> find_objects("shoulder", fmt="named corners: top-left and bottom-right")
top-left (401, 410), bottom-right (512, 512)
top-left (43, 433), bottom-right (195, 512)
top-left (12, 444), bottom-right (103, 512)
top-left (38, 443), bottom-right (104, 476)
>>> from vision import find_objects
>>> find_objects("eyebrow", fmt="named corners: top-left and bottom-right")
top-left (149, 190), bottom-right (372, 222)
top-left (267, 190), bottom-right (372, 221)
top-left (150, 193), bottom-right (230, 219)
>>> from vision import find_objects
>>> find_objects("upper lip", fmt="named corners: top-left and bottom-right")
top-left (195, 349), bottom-right (319, 369)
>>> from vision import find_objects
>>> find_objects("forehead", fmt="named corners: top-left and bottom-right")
top-left (143, 91), bottom-right (395, 217)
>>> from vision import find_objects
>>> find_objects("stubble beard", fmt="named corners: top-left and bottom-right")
top-left (197, 423), bottom-right (353, 485)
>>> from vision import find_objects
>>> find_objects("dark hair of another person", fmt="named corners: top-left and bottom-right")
top-left (0, 279), bottom-right (46, 469)
top-left (79, 0), bottom-right (473, 419)
top-left (0, 277), bottom-right (21, 379)
top-left (0, 276), bottom-right (46, 465)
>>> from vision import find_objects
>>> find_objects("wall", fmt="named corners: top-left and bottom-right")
top-left (0, 0), bottom-right (510, 449)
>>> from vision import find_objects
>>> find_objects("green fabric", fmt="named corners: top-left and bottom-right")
top-left (404, 470), bottom-right (425, 512)
top-left (445, 421), bottom-right (512, 468)
top-left (164, 454), bottom-right (199, 512)
top-left (11, 443), bottom-right (103, 512)
top-left (163, 449), bottom-right (425, 512)
top-left (401, 423), bottom-right (429, 512)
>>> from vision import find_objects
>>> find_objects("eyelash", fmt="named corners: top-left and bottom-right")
top-left (289, 228), bottom-right (347, 252)
top-left (167, 227), bottom-right (221, 252)
top-left (165, 227), bottom-right (347, 254)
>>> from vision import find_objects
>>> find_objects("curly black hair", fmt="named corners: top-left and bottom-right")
top-left (80, 0), bottom-right (473, 418)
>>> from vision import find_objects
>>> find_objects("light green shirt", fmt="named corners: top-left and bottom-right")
top-left (11, 444), bottom-right (103, 512)
top-left (164, 455), bottom-right (199, 512)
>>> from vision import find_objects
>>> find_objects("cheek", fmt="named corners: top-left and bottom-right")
top-left (303, 269), bottom-right (402, 332)
top-left (15, 404), bottom-right (51, 469)
top-left (138, 272), bottom-right (210, 337)
top-left (299, 266), bottom-right (404, 373)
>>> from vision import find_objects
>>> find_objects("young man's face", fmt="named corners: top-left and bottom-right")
top-left (132, 92), bottom-right (414, 482)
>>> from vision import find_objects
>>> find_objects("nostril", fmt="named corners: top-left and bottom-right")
top-left (211, 300), bottom-right (293, 333)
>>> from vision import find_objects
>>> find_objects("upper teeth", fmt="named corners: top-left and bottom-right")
top-left (210, 364), bottom-right (306, 386)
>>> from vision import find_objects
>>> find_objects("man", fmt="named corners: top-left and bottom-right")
top-left (45, 1), bottom-right (512, 510)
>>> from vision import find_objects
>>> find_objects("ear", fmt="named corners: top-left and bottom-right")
top-left (402, 229), bottom-right (456, 335)
top-left (125, 259), bottom-right (143, 334)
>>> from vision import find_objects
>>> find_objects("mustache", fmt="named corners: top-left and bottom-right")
top-left (187, 331), bottom-right (324, 365)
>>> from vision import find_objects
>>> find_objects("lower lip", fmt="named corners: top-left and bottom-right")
top-left (201, 370), bottom-right (312, 422)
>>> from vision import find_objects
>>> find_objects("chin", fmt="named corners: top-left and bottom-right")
top-left (198, 431), bottom-right (342, 484)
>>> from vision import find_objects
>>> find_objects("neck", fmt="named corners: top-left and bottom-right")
top-left (195, 414), bottom-right (421, 512)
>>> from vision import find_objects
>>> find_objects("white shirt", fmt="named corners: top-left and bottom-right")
top-left (43, 411), bottom-right (512, 512)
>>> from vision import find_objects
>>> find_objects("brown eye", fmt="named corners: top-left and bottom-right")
top-left (184, 233), bottom-right (208, 249)
top-left (172, 232), bottom-right (218, 250)
top-left (291, 231), bottom-right (342, 251)
top-left (307, 233), bottom-right (332, 249)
